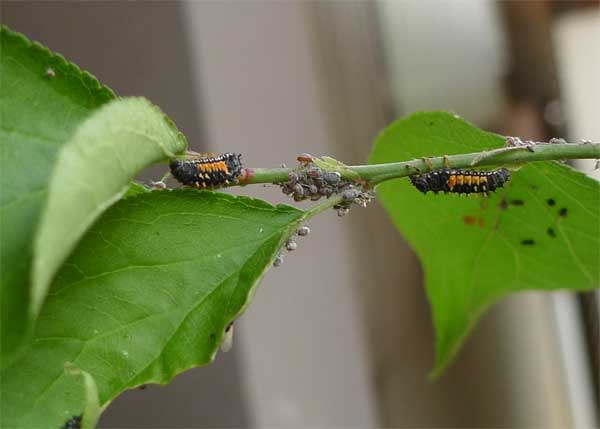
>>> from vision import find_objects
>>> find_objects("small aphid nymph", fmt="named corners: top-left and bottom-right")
top-left (297, 226), bottom-right (310, 236)
top-left (273, 254), bottom-right (284, 267)
top-left (285, 239), bottom-right (297, 251)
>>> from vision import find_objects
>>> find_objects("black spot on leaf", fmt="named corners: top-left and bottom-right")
top-left (520, 239), bottom-right (535, 246)
top-left (558, 207), bottom-right (568, 217)
top-left (547, 227), bottom-right (556, 238)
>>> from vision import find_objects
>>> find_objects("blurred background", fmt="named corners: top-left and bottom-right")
top-left (2, 1), bottom-right (598, 428)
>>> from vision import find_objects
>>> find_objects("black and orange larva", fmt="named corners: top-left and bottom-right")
top-left (409, 168), bottom-right (510, 195)
top-left (170, 152), bottom-right (243, 189)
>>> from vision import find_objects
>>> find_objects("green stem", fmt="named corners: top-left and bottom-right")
top-left (304, 195), bottom-right (344, 219)
top-left (353, 142), bottom-right (600, 185)
top-left (241, 167), bottom-right (293, 185)
top-left (240, 142), bottom-right (599, 187)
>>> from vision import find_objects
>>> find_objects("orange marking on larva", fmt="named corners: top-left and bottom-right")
top-left (448, 175), bottom-right (456, 190)
top-left (465, 175), bottom-right (472, 186)
top-left (457, 175), bottom-right (464, 186)
top-left (473, 176), bottom-right (480, 186)
top-left (480, 176), bottom-right (488, 185)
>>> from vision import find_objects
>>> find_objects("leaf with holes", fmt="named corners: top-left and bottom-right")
top-left (369, 111), bottom-right (600, 376)
top-left (1, 190), bottom-right (305, 427)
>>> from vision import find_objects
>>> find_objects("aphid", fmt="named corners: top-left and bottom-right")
top-left (170, 152), bottom-right (243, 189)
top-left (293, 184), bottom-right (304, 196)
top-left (341, 188), bottom-right (360, 202)
top-left (409, 168), bottom-right (510, 195)
top-left (273, 253), bottom-right (284, 267)
top-left (337, 207), bottom-right (350, 217)
top-left (306, 167), bottom-right (323, 178)
top-left (285, 239), bottom-right (297, 251)
top-left (297, 226), bottom-right (310, 236)
top-left (45, 67), bottom-right (56, 78)
top-left (297, 153), bottom-right (315, 164)
top-left (323, 172), bottom-right (341, 185)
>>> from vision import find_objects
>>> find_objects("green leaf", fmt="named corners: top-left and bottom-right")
top-left (1, 190), bottom-right (305, 427)
top-left (369, 111), bottom-right (600, 376)
top-left (32, 97), bottom-right (187, 319)
top-left (0, 25), bottom-right (115, 364)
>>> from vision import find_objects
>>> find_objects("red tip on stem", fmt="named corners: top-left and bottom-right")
top-left (238, 168), bottom-right (255, 185)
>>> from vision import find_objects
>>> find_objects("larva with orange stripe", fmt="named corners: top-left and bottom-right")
top-left (170, 152), bottom-right (243, 189)
top-left (409, 168), bottom-right (510, 195)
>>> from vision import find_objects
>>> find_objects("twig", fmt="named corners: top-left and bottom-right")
top-left (239, 142), bottom-right (599, 187)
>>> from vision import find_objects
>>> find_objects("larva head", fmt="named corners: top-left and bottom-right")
top-left (496, 168), bottom-right (511, 183)
top-left (409, 175), bottom-right (431, 193)
top-left (223, 152), bottom-right (243, 177)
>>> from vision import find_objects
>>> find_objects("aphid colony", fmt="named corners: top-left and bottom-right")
top-left (280, 167), bottom-right (345, 201)
top-left (280, 156), bottom-right (375, 216)
top-left (169, 152), bottom-right (243, 189)
top-left (409, 168), bottom-right (510, 195)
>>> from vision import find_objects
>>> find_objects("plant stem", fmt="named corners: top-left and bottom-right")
top-left (304, 195), bottom-right (344, 219)
top-left (240, 142), bottom-right (599, 187)
top-left (241, 167), bottom-right (292, 185)
top-left (353, 142), bottom-right (600, 185)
